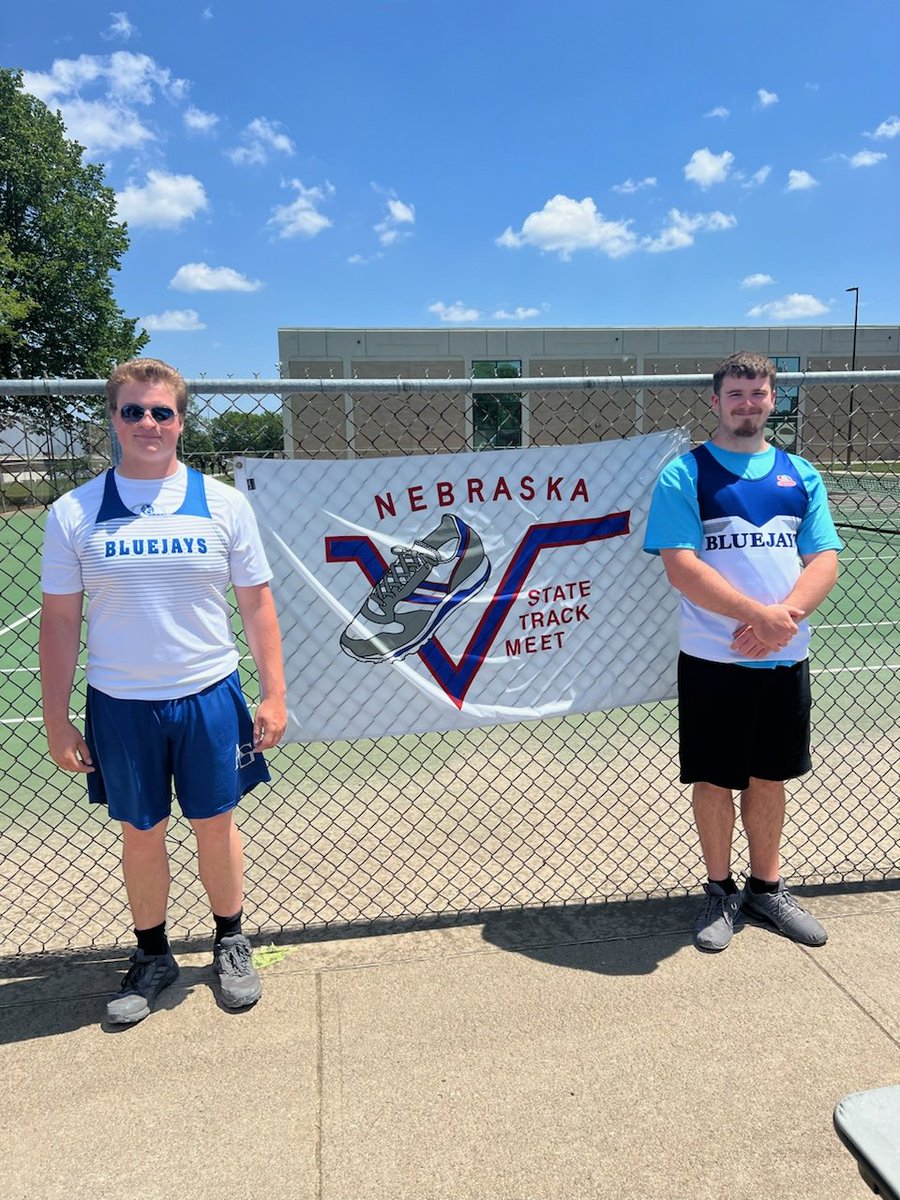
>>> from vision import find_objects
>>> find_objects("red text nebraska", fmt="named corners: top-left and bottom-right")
top-left (375, 475), bottom-right (589, 520)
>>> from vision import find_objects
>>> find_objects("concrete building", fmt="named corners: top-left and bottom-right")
top-left (277, 325), bottom-right (900, 462)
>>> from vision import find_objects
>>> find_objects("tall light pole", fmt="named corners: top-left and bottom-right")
top-left (845, 286), bottom-right (859, 468)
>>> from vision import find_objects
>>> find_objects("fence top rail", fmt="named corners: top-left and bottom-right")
top-left (1, 370), bottom-right (898, 398)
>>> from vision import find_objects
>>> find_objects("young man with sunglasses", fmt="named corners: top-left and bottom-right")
top-left (644, 351), bottom-right (841, 952)
top-left (40, 357), bottom-right (287, 1024)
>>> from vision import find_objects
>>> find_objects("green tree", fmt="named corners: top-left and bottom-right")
top-left (0, 68), bottom-right (147, 426)
top-left (180, 408), bottom-right (284, 476)
top-left (180, 399), bottom-right (215, 466)
top-left (206, 411), bottom-right (284, 458)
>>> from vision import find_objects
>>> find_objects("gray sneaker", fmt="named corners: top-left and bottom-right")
top-left (741, 879), bottom-right (827, 946)
top-left (339, 513), bottom-right (491, 663)
top-left (693, 882), bottom-right (742, 952)
top-left (213, 934), bottom-right (262, 1008)
top-left (107, 948), bottom-right (179, 1025)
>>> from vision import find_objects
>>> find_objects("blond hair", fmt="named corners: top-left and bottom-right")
top-left (106, 358), bottom-right (188, 415)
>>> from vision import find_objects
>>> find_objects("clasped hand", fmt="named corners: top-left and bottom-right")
top-left (730, 603), bottom-right (804, 659)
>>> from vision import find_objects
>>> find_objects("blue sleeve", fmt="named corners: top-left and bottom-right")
top-left (790, 457), bottom-right (843, 556)
top-left (643, 453), bottom-right (703, 555)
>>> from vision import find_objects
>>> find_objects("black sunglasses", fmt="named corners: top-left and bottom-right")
top-left (118, 403), bottom-right (178, 424)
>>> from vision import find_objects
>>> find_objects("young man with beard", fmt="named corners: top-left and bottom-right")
top-left (644, 351), bottom-right (841, 951)
top-left (40, 357), bottom-right (287, 1022)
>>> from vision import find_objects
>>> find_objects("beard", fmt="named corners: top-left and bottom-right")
top-left (733, 417), bottom-right (763, 438)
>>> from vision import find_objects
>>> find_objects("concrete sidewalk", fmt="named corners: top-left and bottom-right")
top-left (3, 886), bottom-right (900, 1200)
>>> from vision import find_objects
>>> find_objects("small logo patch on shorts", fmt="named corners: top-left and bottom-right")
top-left (235, 742), bottom-right (257, 770)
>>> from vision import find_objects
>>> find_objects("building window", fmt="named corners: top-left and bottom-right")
top-left (471, 360), bottom-right (523, 450)
top-left (766, 356), bottom-right (801, 453)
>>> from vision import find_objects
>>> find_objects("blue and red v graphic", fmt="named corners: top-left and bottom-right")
top-left (326, 513), bottom-right (629, 708)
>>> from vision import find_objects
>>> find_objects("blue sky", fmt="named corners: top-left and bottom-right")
top-left (5, 1), bottom-right (899, 377)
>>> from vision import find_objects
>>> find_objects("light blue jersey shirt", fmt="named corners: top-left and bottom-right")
top-left (643, 442), bottom-right (841, 667)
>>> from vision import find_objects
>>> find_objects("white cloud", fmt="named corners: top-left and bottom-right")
top-left (847, 150), bottom-right (887, 168)
top-left (747, 293), bottom-right (829, 320)
top-left (184, 106), bottom-right (219, 133)
top-left (867, 115), bottom-right (900, 140)
top-left (497, 194), bottom-right (637, 260)
top-left (268, 181), bottom-right (333, 239)
top-left (612, 176), bottom-right (656, 194)
top-left (374, 195), bottom-right (415, 246)
top-left (493, 306), bottom-right (540, 320)
top-left (387, 198), bottom-right (414, 223)
top-left (202, 5), bottom-right (213, 16)
top-left (684, 148), bottom-right (734, 189)
top-left (226, 117), bottom-right (294, 165)
top-left (757, 88), bottom-right (778, 108)
top-left (170, 263), bottom-right (262, 292)
top-left (108, 51), bottom-right (188, 102)
top-left (21, 51), bottom-right (189, 157)
top-left (704, 106), bottom-right (730, 119)
top-left (139, 309), bottom-right (206, 332)
top-left (348, 253), bottom-right (383, 265)
top-left (741, 164), bottom-right (771, 188)
top-left (31, 51), bottom-right (188, 104)
top-left (103, 12), bottom-right (136, 41)
top-left (741, 273), bottom-right (775, 289)
top-left (56, 98), bottom-right (154, 154)
top-left (643, 209), bottom-right (736, 253)
top-left (23, 56), bottom-right (104, 104)
top-left (116, 170), bottom-right (209, 229)
top-left (428, 301), bottom-right (481, 323)
top-left (786, 169), bottom-right (818, 190)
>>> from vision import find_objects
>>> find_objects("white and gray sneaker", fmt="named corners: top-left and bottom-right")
top-left (693, 882), bottom-right (742, 952)
top-left (741, 879), bottom-right (827, 946)
top-left (340, 513), bottom-right (491, 662)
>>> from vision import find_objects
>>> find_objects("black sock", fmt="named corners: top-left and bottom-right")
top-left (709, 876), bottom-right (738, 896)
top-left (135, 922), bottom-right (169, 956)
top-left (748, 875), bottom-right (780, 894)
top-left (214, 909), bottom-right (243, 943)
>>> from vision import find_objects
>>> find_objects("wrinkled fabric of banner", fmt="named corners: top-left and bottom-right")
top-left (235, 429), bottom-right (688, 741)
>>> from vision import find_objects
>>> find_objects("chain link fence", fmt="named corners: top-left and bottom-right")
top-left (1, 370), bottom-right (898, 955)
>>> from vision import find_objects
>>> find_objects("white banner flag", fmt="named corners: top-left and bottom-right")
top-left (235, 429), bottom-right (688, 741)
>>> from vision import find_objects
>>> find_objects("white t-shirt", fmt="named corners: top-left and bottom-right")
top-left (41, 464), bottom-right (272, 700)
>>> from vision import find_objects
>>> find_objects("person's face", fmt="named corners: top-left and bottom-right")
top-left (711, 374), bottom-right (775, 441)
top-left (110, 380), bottom-right (184, 476)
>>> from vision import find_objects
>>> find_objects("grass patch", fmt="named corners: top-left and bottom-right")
top-left (252, 943), bottom-right (299, 969)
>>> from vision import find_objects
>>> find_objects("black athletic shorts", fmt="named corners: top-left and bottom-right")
top-left (677, 652), bottom-right (812, 791)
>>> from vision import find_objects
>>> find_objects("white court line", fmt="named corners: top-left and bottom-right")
top-left (823, 624), bottom-right (900, 634)
top-left (0, 607), bottom-right (40, 637)
top-left (810, 663), bottom-right (900, 676)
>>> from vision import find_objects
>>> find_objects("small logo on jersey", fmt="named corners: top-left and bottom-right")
top-left (776, 475), bottom-right (797, 488)
top-left (235, 742), bottom-right (256, 770)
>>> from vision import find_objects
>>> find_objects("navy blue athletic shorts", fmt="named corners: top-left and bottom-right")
top-left (677, 652), bottom-right (812, 791)
top-left (84, 670), bottom-right (270, 830)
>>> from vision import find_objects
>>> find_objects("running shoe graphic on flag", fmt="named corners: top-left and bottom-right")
top-left (340, 513), bottom-right (491, 662)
